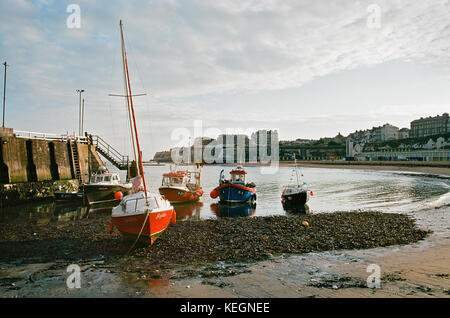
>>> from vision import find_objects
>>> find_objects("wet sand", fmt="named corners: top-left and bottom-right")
top-left (153, 207), bottom-right (450, 298)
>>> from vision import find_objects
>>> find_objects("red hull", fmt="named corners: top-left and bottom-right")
top-left (112, 208), bottom-right (176, 244)
top-left (159, 187), bottom-right (203, 203)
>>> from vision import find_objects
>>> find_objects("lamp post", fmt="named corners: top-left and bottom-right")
top-left (2, 62), bottom-right (8, 128)
top-left (81, 98), bottom-right (85, 136)
top-left (76, 89), bottom-right (84, 136)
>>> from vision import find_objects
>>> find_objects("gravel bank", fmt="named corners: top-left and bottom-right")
top-left (128, 212), bottom-right (429, 271)
top-left (0, 211), bottom-right (429, 274)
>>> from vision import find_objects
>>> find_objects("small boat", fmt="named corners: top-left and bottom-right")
top-left (82, 166), bottom-right (132, 206)
top-left (159, 165), bottom-right (203, 204)
top-left (54, 191), bottom-right (84, 203)
top-left (110, 20), bottom-right (175, 245)
top-left (281, 156), bottom-right (312, 206)
top-left (112, 177), bottom-right (176, 244)
top-left (210, 166), bottom-right (256, 203)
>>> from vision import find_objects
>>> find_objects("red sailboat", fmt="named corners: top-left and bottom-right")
top-left (111, 20), bottom-right (175, 244)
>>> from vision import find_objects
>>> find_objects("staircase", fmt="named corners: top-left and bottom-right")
top-left (69, 139), bottom-right (83, 183)
top-left (90, 135), bottom-right (129, 170)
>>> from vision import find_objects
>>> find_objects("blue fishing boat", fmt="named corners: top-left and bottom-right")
top-left (210, 201), bottom-right (256, 218)
top-left (210, 166), bottom-right (256, 203)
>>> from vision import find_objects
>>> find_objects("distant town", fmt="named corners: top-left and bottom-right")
top-left (153, 113), bottom-right (450, 163)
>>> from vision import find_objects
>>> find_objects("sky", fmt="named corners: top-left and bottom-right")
top-left (1, 0), bottom-right (450, 159)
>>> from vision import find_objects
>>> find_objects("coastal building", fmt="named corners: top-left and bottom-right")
top-left (348, 124), bottom-right (398, 143)
top-left (410, 113), bottom-right (450, 138)
top-left (380, 124), bottom-right (399, 141)
top-left (398, 128), bottom-right (410, 139)
top-left (346, 134), bottom-right (450, 162)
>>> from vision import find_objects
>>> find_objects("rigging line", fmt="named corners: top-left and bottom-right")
top-left (120, 21), bottom-right (139, 173)
top-left (125, 209), bottom-right (151, 255)
top-left (122, 24), bottom-right (149, 200)
top-left (123, 30), bottom-right (156, 159)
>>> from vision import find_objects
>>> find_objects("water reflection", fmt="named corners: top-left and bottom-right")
top-left (282, 202), bottom-right (311, 215)
top-left (0, 201), bottom-right (91, 225)
top-left (147, 277), bottom-right (170, 292)
top-left (210, 202), bottom-right (256, 218)
top-left (173, 201), bottom-right (203, 221)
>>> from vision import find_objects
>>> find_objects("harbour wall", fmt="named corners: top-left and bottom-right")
top-left (0, 128), bottom-right (104, 206)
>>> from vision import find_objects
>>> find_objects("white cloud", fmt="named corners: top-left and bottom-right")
top-left (1, 0), bottom-right (450, 155)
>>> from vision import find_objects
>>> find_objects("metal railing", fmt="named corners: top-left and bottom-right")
top-left (91, 135), bottom-right (129, 168)
top-left (14, 130), bottom-right (89, 144)
top-left (12, 129), bottom-right (130, 170)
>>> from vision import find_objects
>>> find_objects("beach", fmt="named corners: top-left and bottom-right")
top-left (0, 207), bottom-right (448, 298)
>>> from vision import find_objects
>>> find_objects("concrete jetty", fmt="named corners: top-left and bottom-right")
top-left (0, 127), bottom-right (106, 206)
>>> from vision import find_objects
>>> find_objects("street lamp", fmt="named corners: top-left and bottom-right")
top-left (76, 89), bottom-right (84, 136)
top-left (2, 61), bottom-right (8, 128)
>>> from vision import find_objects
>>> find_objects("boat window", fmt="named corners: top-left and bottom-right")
top-left (173, 177), bottom-right (182, 184)
top-left (104, 175), bottom-right (111, 182)
top-left (232, 174), bottom-right (245, 182)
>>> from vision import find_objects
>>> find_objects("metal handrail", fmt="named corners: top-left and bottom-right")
top-left (92, 135), bottom-right (128, 165)
top-left (14, 130), bottom-right (89, 143)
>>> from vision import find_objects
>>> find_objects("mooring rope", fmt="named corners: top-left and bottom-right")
top-left (125, 208), bottom-right (151, 255)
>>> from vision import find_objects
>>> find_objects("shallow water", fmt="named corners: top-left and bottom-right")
top-left (1, 165), bottom-right (449, 223)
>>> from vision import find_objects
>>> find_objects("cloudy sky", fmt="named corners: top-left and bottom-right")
top-left (1, 0), bottom-right (450, 159)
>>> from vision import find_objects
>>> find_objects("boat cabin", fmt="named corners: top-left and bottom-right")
top-left (229, 167), bottom-right (247, 184)
top-left (282, 184), bottom-right (305, 195)
top-left (161, 171), bottom-right (189, 186)
top-left (89, 173), bottom-right (122, 185)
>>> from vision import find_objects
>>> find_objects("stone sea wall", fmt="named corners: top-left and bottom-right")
top-left (0, 132), bottom-right (104, 206)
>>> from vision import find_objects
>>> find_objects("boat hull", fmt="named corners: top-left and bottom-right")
top-left (158, 186), bottom-right (203, 204)
top-left (210, 201), bottom-right (256, 218)
top-left (54, 191), bottom-right (83, 203)
top-left (281, 190), bottom-right (309, 206)
top-left (111, 207), bottom-right (176, 244)
top-left (215, 183), bottom-right (256, 203)
top-left (83, 184), bottom-right (132, 205)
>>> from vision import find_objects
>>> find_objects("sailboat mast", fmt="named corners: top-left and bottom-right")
top-left (120, 20), bottom-right (139, 176)
top-left (120, 20), bottom-right (148, 197)
top-left (294, 154), bottom-right (300, 186)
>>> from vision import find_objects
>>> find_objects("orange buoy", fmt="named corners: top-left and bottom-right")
top-left (210, 189), bottom-right (219, 199)
top-left (114, 191), bottom-right (123, 200)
